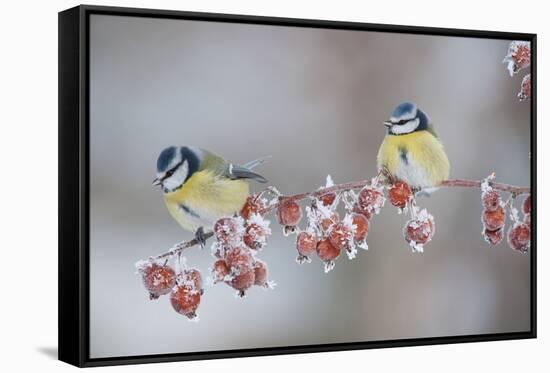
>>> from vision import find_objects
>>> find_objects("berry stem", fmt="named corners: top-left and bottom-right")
top-left (142, 177), bottom-right (529, 262)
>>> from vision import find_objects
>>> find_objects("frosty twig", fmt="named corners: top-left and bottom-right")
top-left (146, 177), bottom-right (529, 260)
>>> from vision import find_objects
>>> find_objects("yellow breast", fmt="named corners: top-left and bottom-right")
top-left (377, 131), bottom-right (450, 188)
top-left (163, 170), bottom-right (250, 231)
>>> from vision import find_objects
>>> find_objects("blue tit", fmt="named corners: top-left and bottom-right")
top-left (153, 146), bottom-right (268, 244)
top-left (377, 102), bottom-right (450, 193)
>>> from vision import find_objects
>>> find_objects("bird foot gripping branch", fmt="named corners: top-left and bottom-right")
top-left (135, 172), bottom-right (530, 321)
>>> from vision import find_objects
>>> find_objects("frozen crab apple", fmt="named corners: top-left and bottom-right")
top-left (182, 268), bottom-right (203, 294)
top-left (228, 268), bottom-right (256, 296)
top-left (320, 211), bottom-right (340, 232)
top-left (508, 223), bottom-right (530, 253)
top-left (523, 195), bottom-right (531, 215)
top-left (214, 217), bottom-right (244, 247)
top-left (483, 228), bottom-right (504, 246)
top-left (139, 262), bottom-right (176, 300)
top-left (224, 246), bottom-right (255, 295)
top-left (357, 185), bottom-right (385, 215)
top-left (482, 190), bottom-right (501, 212)
top-left (328, 222), bottom-right (353, 250)
top-left (482, 206), bottom-right (506, 231)
top-left (212, 259), bottom-right (230, 283)
top-left (388, 181), bottom-right (412, 209)
top-left (316, 238), bottom-right (341, 261)
top-left (351, 213), bottom-right (369, 242)
top-left (243, 214), bottom-right (271, 250)
top-left (296, 231), bottom-right (318, 256)
top-left (240, 195), bottom-right (265, 220)
top-left (319, 192), bottom-right (336, 207)
top-left (277, 197), bottom-right (302, 233)
top-left (404, 211), bottom-right (435, 251)
top-left (170, 284), bottom-right (201, 319)
top-left (253, 260), bottom-right (268, 287)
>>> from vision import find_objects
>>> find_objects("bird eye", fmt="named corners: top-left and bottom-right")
top-left (165, 168), bottom-right (175, 178)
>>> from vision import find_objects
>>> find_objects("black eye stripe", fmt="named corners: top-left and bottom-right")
top-left (162, 161), bottom-right (183, 181)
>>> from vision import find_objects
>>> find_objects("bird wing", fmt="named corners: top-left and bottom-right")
top-left (241, 155), bottom-right (271, 170)
top-left (226, 164), bottom-right (268, 183)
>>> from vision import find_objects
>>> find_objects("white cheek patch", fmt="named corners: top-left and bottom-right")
top-left (163, 160), bottom-right (189, 192)
top-left (391, 118), bottom-right (419, 135)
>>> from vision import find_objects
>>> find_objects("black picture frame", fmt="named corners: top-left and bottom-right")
top-left (58, 4), bottom-right (537, 368)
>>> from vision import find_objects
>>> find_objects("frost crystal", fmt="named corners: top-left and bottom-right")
top-left (324, 260), bottom-right (335, 273)
top-left (510, 206), bottom-right (520, 223)
top-left (296, 255), bottom-right (312, 264)
top-left (357, 240), bottom-right (369, 251)
top-left (346, 245), bottom-right (358, 260)
top-left (480, 173), bottom-right (496, 193)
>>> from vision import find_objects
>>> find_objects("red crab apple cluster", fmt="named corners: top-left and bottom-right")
top-left (290, 179), bottom-right (381, 272)
top-left (211, 213), bottom-right (273, 297)
top-left (503, 41), bottom-right (531, 76)
top-left (137, 261), bottom-right (203, 320)
top-left (503, 40), bottom-right (531, 101)
top-left (480, 178), bottom-right (531, 253)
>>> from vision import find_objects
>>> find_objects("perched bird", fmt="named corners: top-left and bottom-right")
top-left (377, 102), bottom-right (450, 194)
top-left (153, 146), bottom-right (268, 244)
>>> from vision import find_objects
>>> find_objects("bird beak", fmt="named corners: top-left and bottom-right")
top-left (383, 120), bottom-right (392, 128)
top-left (152, 177), bottom-right (162, 186)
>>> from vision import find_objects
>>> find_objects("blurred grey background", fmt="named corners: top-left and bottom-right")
top-left (88, 14), bottom-right (530, 358)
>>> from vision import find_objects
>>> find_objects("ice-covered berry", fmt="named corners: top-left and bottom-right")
top-left (224, 246), bottom-right (253, 270)
top-left (253, 260), bottom-right (268, 287)
top-left (229, 268), bottom-right (256, 295)
top-left (243, 223), bottom-right (268, 250)
top-left (507, 223), bottom-right (530, 253)
top-left (482, 190), bottom-right (501, 212)
top-left (351, 213), bottom-right (369, 242)
top-left (524, 213), bottom-right (531, 226)
top-left (138, 262), bottom-right (176, 300)
top-left (483, 228), bottom-right (503, 246)
top-left (319, 192), bottom-right (336, 207)
top-left (277, 197), bottom-right (302, 231)
top-left (518, 74), bottom-right (531, 101)
top-left (482, 206), bottom-right (506, 231)
top-left (352, 203), bottom-right (372, 220)
top-left (212, 259), bottom-right (230, 283)
top-left (240, 195), bottom-right (264, 220)
top-left (296, 231), bottom-right (318, 257)
top-left (357, 185), bottom-right (385, 215)
top-left (404, 210), bottom-right (435, 252)
top-left (388, 181), bottom-right (412, 209)
top-left (523, 195), bottom-right (531, 215)
top-left (316, 238), bottom-right (341, 261)
top-left (320, 211), bottom-right (340, 232)
top-left (214, 217), bottom-right (243, 247)
top-left (182, 268), bottom-right (202, 292)
top-left (170, 284), bottom-right (201, 319)
top-left (328, 222), bottom-right (353, 250)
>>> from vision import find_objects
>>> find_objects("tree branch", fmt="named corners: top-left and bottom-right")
top-left (146, 177), bottom-right (529, 261)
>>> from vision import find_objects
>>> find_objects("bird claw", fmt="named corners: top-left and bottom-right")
top-left (195, 227), bottom-right (207, 248)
